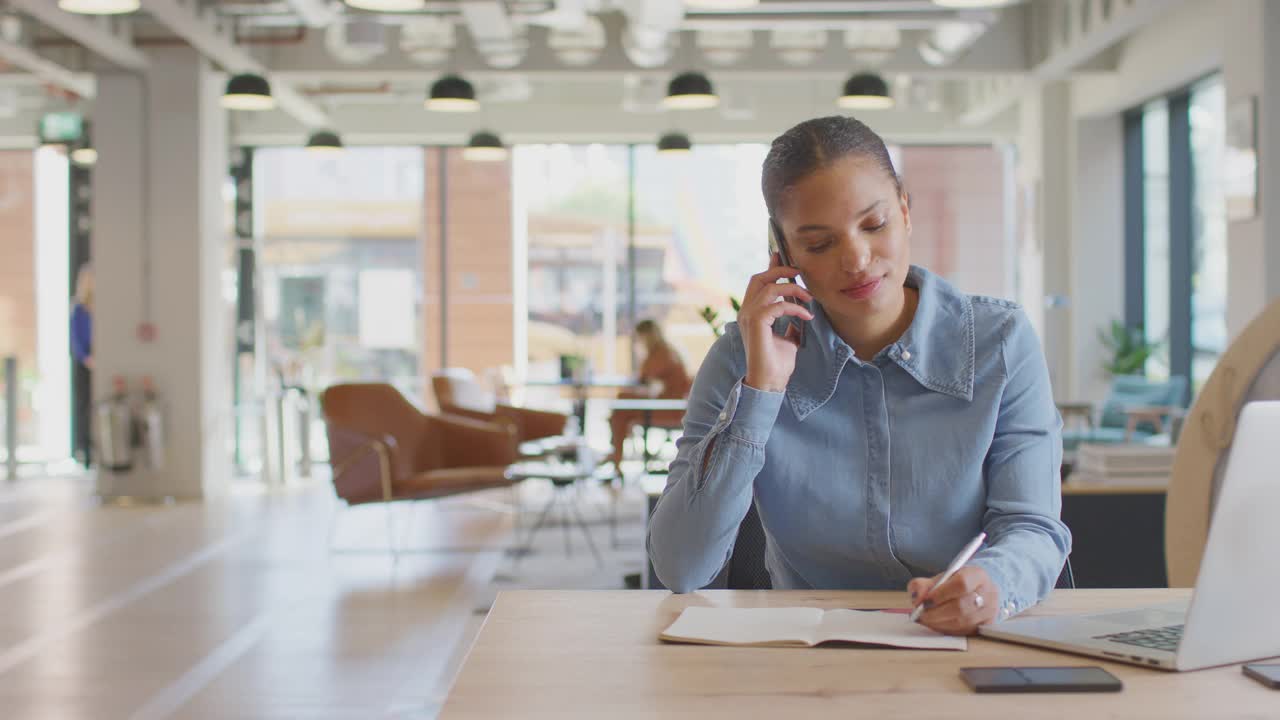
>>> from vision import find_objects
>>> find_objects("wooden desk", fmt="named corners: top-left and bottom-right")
top-left (440, 589), bottom-right (1277, 719)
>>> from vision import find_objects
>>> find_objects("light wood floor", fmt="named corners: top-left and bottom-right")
top-left (0, 475), bottom-right (514, 720)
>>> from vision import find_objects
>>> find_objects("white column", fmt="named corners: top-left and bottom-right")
top-left (1070, 115), bottom-right (1125, 406)
top-left (1016, 81), bottom-right (1076, 400)
top-left (1224, 0), bottom-right (1280, 336)
top-left (92, 47), bottom-right (230, 499)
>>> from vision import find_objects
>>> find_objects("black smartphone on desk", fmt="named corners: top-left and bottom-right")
top-left (960, 666), bottom-right (1123, 694)
top-left (767, 219), bottom-right (808, 348)
top-left (1243, 663), bottom-right (1280, 688)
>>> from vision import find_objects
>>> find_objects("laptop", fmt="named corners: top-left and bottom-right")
top-left (979, 400), bottom-right (1280, 672)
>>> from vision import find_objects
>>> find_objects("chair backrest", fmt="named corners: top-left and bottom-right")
top-left (726, 502), bottom-right (772, 589)
top-left (321, 383), bottom-right (432, 478)
top-left (1098, 374), bottom-right (1189, 430)
top-left (432, 368), bottom-right (498, 415)
top-left (1166, 299), bottom-right (1280, 586)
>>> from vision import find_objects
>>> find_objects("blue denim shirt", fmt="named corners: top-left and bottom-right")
top-left (648, 265), bottom-right (1071, 620)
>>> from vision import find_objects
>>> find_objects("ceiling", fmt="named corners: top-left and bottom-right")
top-left (0, 1), bottom-right (1173, 146)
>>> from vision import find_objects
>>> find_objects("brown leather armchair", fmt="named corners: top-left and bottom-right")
top-left (321, 382), bottom-right (519, 506)
top-left (431, 368), bottom-right (568, 443)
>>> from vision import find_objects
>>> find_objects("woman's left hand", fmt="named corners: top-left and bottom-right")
top-left (907, 566), bottom-right (999, 636)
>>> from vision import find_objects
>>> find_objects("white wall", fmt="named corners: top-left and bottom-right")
top-left (1015, 93), bottom-right (1045, 342)
top-left (1016, 82), bottom-right (1075, 400)
top-left (1223, 0), bottom-right (1280, 336)
top-left (1071, 115), bottom-right (1125, 405)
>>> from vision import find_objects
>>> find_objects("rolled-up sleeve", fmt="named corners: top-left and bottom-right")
top-left (969, 309), bottom-right (1072, 619)
top-left (647, 324), bottom-right (784, 593)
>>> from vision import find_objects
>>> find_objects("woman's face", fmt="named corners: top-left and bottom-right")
top-left (774, 154), bottom-right (911, 323)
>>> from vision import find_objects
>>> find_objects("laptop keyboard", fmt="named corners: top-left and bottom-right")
top-left (1094, 624), bottom-right (1184, 652)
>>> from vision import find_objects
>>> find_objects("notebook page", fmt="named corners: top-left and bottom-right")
top-left (660, 607), bottom-right (824, 646)
top-left (816, 609), bottom-right (967, 650)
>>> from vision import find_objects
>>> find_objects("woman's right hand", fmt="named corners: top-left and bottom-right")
top-left (738, 253), bottom-right (814, 393)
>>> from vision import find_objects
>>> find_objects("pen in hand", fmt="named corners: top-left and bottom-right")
top-left (909, 532), bottom-right (987, 623)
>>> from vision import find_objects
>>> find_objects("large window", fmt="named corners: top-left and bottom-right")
top-left (516, 144), bottom-right (631, 381)
top-left (232, 147), bottom-right (424, 473)
top-left (1141, 99), bottom-right (1171, 379)
top-left (0, 148), bottom-right (79, 471)
top-left (1126, 74), bottom-right (1226, 392)
top-left (1189, 77), bottom-right (1228, 386)
top-left (0, 149), bottom-right (69, 469)
top-left (632, 144), bottom-right (770, 369)
top-left (255, 147), bottom-right (424, 394)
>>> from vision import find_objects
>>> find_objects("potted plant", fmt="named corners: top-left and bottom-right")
top-left (700, 296), bottom-right (741, 338)
top-left (1098, 319), bottom-right (1160, 376)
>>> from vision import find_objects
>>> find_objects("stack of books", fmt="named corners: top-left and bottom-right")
top-left (1067, 443), bottom-right (1174, 487)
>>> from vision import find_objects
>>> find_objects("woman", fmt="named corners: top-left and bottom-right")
top-left (647, 117), bottom-right (1070, 636)
top-left (70, 263), bottom-right (94, 467)
top-left (609, 319), bottom-right (692, 469)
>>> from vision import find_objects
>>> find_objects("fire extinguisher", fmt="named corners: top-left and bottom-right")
top-left (94, 376), bottom-right (133, 473)
top-left (137, 376), bottom-right (165, 471)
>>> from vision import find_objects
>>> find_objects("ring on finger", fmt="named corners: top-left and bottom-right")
top-left (973, 593), bottom-right (985, 610)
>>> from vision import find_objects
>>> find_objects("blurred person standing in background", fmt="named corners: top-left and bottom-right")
top-left (70, 263), bottom-right (93, 467)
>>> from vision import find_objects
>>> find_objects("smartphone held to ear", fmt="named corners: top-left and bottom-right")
top-left (767, 219), bottom-right (808, 348)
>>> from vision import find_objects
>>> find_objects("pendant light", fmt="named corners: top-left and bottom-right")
top-left (837, 73), bottom-right (894, 110)
top-left (57, 0), bottom-right (139, 14)
top-left (68, 120), bottom-right (94, 165)
top-left (223, 73), bottom-right (276, 111)
top-left (662, 72), bottom-right (719, 110)
top-left (656, 132), bottom-right (692, 155)
top-left (463, 131), bottom-right (507, 161)
top-left (306, 130), bottom-right (344, 153)
top-left (426, 75), bottom-right (479, 112)
top-left (70, 145), bottom-right (98, 166)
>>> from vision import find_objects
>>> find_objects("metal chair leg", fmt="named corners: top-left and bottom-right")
top-left (569, 493), bottom-right (603, 566)
top-left (385, 502), bottom-right (399, 563)
top-left (513, 491), bottom-right (559, 568)
top-left (609, 479), bottom-right (619, 550)
top-left (561, 488), bottom-right (573, 558)
top-left (510, 483), bottom-right (523, 536)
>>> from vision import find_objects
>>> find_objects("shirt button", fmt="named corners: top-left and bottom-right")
top-left (719, 411), bottom-right (728, 422)
top-left (901, 350), bottom-right (912, 361)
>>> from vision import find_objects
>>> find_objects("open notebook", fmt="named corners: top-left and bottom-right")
top-left (660, 607), bottom-right (967, 650)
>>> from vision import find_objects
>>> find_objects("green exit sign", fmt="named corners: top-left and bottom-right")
top-left (38, 112), bottom-right (83, 144)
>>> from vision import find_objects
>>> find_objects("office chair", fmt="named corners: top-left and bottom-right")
top-left (1056, 557), bottom-right (1076, 589)
top-left (726, 502), bottom-right (772, 590)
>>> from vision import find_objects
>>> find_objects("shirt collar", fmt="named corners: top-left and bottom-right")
top-left (785, 265), bottom-right (975, 421)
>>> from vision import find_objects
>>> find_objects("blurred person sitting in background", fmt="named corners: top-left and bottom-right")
top-left (609, 319), bottom-right (692, 471)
